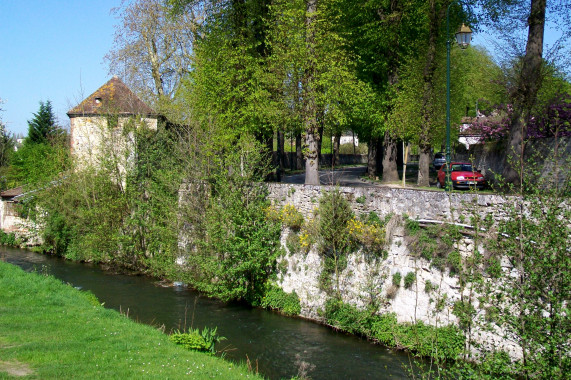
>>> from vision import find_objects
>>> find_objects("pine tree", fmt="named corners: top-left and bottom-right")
top-left (26, 100), bottom-right (57, 144)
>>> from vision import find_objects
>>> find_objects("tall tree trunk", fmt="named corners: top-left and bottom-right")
top-left (503, 0), bottom-right (546, 185)
top-left (367, 137), bottom-right (379, 179)
top-left (146, 36), bottom-right (165, 97)
top-left (380, 0), bottom-right (403, 183)
top-left (318, 124), bottom-right (324, 165)
top-left (277, 130), bottom-right (285, 180)
top-left (417, 1), bottom-right (442, 187)
top-left (296, 133), bottom-right (303, 170)
top-left (381, 130), bottom-right (399, 183)
top-left (333, 133), bottom-right (341, 168)
top-left (317, 107), bottom-right (325, 165)
top-left (418, 141), bottom-right (432, 187)
top-left (352, 130), bottom-right (356, 155)
top-left (303, 0), bottom-right (319, 185)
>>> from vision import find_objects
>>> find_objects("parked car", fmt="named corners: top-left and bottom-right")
top-left (437, 162), bottom-right (486, 190)
top-left (433, 152), bottom-right (446, 170)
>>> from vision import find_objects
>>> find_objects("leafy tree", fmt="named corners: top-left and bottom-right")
top-left (0, 99), bottom-right (14, 189)
top-left (475, 0), bottom-right (571, 185)
top-left (106, 0), bottom-right (201, 110)
top-left (452, 45), bottom-right (507, 118)
top-left (178, 135), bottom-right (283, 302)
top-left (411, 0), bottom-right (475, 187)
top-left (26, 100), bottom-right (58, 145)
top-left (266, 0), bottom-right (371, 184)
top-left (332, 0), bottom-right (425, 180)
top-left (175, 0), bottom-right (277, 160)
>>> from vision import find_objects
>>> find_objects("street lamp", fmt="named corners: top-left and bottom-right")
top-left (445, 5), bottom-right (472, 191)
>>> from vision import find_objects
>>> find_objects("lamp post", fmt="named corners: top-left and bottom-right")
top-left (445, 5), bottom-right (472, 191)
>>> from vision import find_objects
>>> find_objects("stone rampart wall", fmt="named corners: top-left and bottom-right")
top-left (266, 183), bottom-right (521, 357)
top-left (267, 183), bottom-right (510, 224)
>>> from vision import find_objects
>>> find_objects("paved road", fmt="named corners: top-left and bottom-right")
top-left (280, 166), bottom-right (374, 187)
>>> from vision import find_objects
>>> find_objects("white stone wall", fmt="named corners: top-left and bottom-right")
top-left (70, 115), bottom-right (158, 181)
top-left (0, 200), bottom-right (42, 245)
top-left (267, 183), bottom-right (523, 358)
top-left (266, 183), bottom-right (510, 224)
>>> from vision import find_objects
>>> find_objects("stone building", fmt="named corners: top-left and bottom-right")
top-left (67, 76), bottom-right (158, 172)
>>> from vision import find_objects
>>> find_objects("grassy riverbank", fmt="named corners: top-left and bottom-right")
top-left (0, 261), bottom-right (260, 379)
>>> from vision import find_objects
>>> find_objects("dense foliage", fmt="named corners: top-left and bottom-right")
top-left (324, 299), bottom-right (465, 361)
top-left (177, 135), bottom-right (283, 303)
top-left (31, 122), bottom-right (182, 277)
top-left (259, 283), bottom-right (301, 316)
top-left (479, 156), bottom-right (571, 378)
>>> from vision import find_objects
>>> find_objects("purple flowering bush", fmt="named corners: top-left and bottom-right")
top-left (467, 93), bottom-right (571, 142)
top-left (467, 104), bottom-right (513, 143)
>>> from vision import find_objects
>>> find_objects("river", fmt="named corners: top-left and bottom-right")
top-left (1, 246), bottom-right (412, 379)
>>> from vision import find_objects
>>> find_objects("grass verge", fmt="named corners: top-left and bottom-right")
top-left (0, 261), bottom-right (261, 379)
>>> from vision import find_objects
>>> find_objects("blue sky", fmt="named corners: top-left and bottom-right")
top-left (0, 0), bottom-right (119, 136)
top-left (0, 1), bottom-right (566, 137)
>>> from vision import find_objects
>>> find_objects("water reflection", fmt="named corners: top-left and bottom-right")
top-left (1, 246), bottom-right (411, 379)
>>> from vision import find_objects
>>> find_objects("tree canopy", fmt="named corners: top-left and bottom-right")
top-left (26, 100), bottom-right (58, 145)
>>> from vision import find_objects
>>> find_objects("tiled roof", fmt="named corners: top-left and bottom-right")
top-left (0, 186), bottom-right (23, 199)
top-left (67, 76), bottom-right (155, 117)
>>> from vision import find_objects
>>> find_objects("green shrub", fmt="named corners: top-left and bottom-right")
top-left (447, 251), bottom-right (462, 274)
top-left (347, 217), bottom-right (386, 258)
top-left (169, 327), bottom-right (225, 354)
top-left (199, 327), bottom-right (226, 354)
top-left (404, 272), bottom-right (415, 289)
top-left (392, 272), bottom-right (402, 287)
top-left (405, 217), bottom-right (420, 234)
top-left (326, 299), bottom-right (466, 361)
top-left (169, 330), bottom-right (209, 352)
top-left (453, 300), bottom-right (476, 330)
top-left (395, 321), bottom-right (465, 360)
top-left (280, 204), bottom-right (304, 230)
top-left (479, 351), bottom-right (517, 378)
top-left (0, 231), bottom-right (17, 246)
top-left (486, 256), bottom-right (502, 278)
top-left (370, 313), bottom-right (399, 346)
top-left (324, 298), bottom-right (372, 335)
top-left (318, 190), bottom-right (354, 294)
top-left (318, 190), bottom-right (354, 257)
top-left (435, 294), bottom-right (447, 312)
top-left (286, 231), bottom-right (301, 254)
top-left (424, 280), bottom-right (437, 293)
top-left (261, 284), bottom-right (301, 316)
top-left (356, 195), bottom-right (366, 204)
top-left (365, 211), bottom-right (382, 226)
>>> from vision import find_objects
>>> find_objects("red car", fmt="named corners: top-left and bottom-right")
top-left (436, 162), bottom-right (486, 190)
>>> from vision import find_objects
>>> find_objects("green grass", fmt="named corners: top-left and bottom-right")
top-left (0, 261), bottom-right (261, 379)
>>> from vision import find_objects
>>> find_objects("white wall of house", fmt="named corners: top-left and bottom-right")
top-left (331, 132), bottom-right (359, 146)
top-left (70, 115), bottom-right (158, 181)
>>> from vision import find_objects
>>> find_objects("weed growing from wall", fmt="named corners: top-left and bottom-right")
top-left (316, 189), bottom-right (354, 295)
top-left (403, 272), bottom-right (415, 289)
top-left (404, 218), bottom-right (463, 274)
